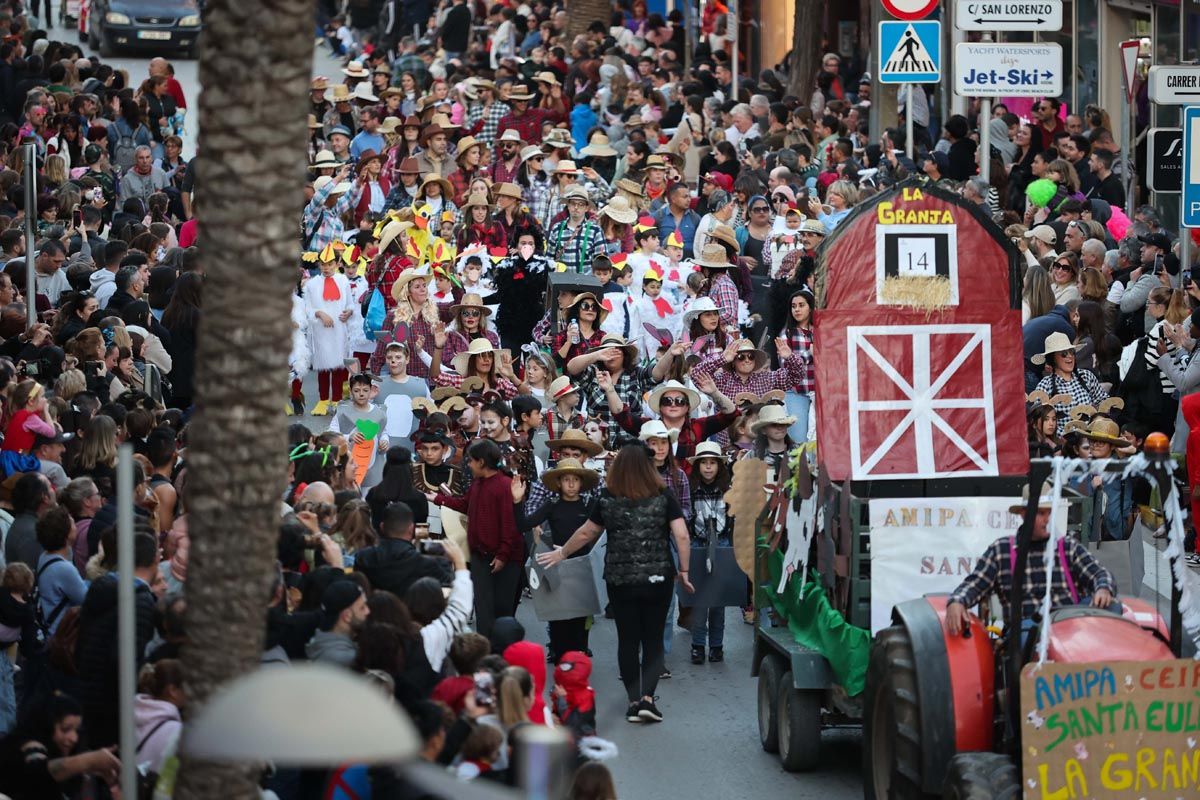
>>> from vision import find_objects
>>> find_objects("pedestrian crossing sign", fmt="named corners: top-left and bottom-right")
top-left (878, 20), bottom-right (941, 84)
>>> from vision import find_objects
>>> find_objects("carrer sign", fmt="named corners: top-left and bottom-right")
top-left (954, 0), bottom-right (1064, 32)
top-left (954, 42), bottom-right (1062, 97)
top-left (1148, 65), bottom-right (1200, 105)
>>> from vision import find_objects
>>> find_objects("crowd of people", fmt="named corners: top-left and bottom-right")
top-left (0, 0), bottom-right (1191, 798)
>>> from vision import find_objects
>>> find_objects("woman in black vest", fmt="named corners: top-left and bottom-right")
top-left (537, 444), bottom-right (694, 725)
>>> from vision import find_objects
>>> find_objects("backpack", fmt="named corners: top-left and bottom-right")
top-left (31, 556), bottom-right (70, 644)
top-left (1118, 334), bottom-right (1167, 422)
top-left (112, 120), bottom-right (140, 172)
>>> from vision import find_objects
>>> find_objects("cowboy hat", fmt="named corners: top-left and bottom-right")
top-left (451, 337), bottom-right (509, 376)
top-left (397, 157), bottom-right (421, 175)
top-left (625, 114), bottom-right (645, 129)
top-left (726, 340), bottom-right (769, 371)
top-left (1081, 417), bottom-right (1132, 447)
top-left (428, 113), bottom-right (460, 131)
top-left (402, 115), bottom-right (422, 128)
top-left (708, 223), bottom-right (740, 257)
top-left (534, 71), bottom-right (561, 86)
top-left (547, 375), bottom-right (578, 402)
top-left (694, 243), bottom-right (736, 270)
top-left (460, 191), bottom-right (494, 214)
top-left (378, 219), bottom-right (413, 254)
top-left (497, 129), bottom-right (525, 146)
top-left (644, 154), bottom-right (668, 170)
top-left (326, 84), bottom-right (352, 103)
top-left (561, 184), bottom-right (591, 205)
top-left (682, 296), bottom-right (720, 328)
top-left (615, 178), bottom-right (644, 198)
top-left (1008, 482), bottom-right (1056, 515)
top-left (352, 83), bottom-right (379, 103)
top-left (593, 333), bottom-right (638, 362)
top-left (687, 441), bottom-right (726, 463)
top-left (342, 60), bottom-right (369, 78)
top-left (378, 116), bottom-right (402, 134)
top-left (418, 173), bottom-right (454, 199)
top-left (391, 266), bottom-right (432, 303)
top-left (379, 86), bottom-right (404, 100)
top-left (647, 379), bottom-right (701, 414)
top-left (598, 196), bottom-right (637, 225)
top-left (751, 404), bottom-right (798, 434)
top-left (566, 292), bottom-right (609, 323)
top-left (541, 458), bottom-right (600, 493)
top-left (800, 218), bottom-right (827, 236)
top-left (507, 84), bottom-right (536, 101)
top-left (372, 62), bottom-right (392, 76)
top-left (449, 292), bottom-right (493, 316)
top-left (638, 420), bottom-right (680, 443)
top-left (580, 133), bottom-right (618, 158)
top-left (313, 177), bottom-right (353, 196)
top-left (492, 182), bottom-right (524, 202)
top-left (455, 136), bottom-right (483, 163)
top-left (546, 428), bottom-right (603, 457)
top-left (311, 76), bottom-right (329, 91)
top-left (543, 128), bottom-right (575, 149)
top-left (311, 150), bottom-right (338, 169)
top-left (553, 159), bottom-right (581, 176)
top-left (356, 149), bottom-right (383, 171)
top-left (419, 123), bottom-right (448, 145)
top-left (307, 113), bottom-right (323, 130)
top-left (1030, 331), bottom-right (1085, 365)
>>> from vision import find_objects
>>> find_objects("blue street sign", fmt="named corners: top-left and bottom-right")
top-left (1184, 107), bottom-right (1200, 228)
top-left (879, 21), bottom-right (941, 84)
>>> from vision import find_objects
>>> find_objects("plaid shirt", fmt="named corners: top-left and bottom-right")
top-left (489, 156), bottom-right (523, 185)
top-left (393, 55), bottom-right (429, 91)
top-left (548, 218), bottom-right (605, 274)
top-left (1034, 371), bottom-right (1108, 435)
top-left (528, 179), bottom-right (554, 225)
top-left (442, 329), bottom-right (501, 367)
top-left (303, 180), bottom-right (360, 251)
top-left (448, 167), bottom-right (483, 206)
top-left (525, 480), bottom-right (604, 517)
top-left (706, 273), bottom-right (740, 331)
top-left (466, 100), bottom-right (511, 149)
top-left (578, 363), bottom-right (658, 416)
top-left (614, 408), bottom-right (740, 475)
top-left (660, 464), bottom-right (692, 522)
top-left (783, 326), bottom-right (815, 394)
top-left (949, 536), bottom-right (1114, 622)
top-left (431, 368), bottom-right (520, 399)
top-left (496, 107), bottom-right (562, 146)
top-left (692, 352), bottom-right (808, 398)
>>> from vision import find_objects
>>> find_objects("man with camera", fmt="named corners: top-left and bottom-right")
top-left (353, 501), bottom-right (454, 598)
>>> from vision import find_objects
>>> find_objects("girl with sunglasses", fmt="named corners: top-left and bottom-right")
top-left (552, 293), bottom-right (606, 366)
top-left (735, 194), bottom-right (773, 270)
top-left (441, 294), bottom-right (500, 368)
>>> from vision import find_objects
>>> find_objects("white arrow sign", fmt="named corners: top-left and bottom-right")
top-left (954, 0), bottom-right (1063, 32)
top-left (954, 42), bottom-right (1062, 97)
top-left (1147, 65), bottom-right (1200, 105)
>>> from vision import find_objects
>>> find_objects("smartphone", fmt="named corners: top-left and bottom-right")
top-left (418, 539), bottom-right (445, 556)
top-left (343, 357), bottom-right (359, 373)
top-left (473, 671), bottom-right (495, 707)
top-left (72, 209), bottom-right (82, 228)
top-left (1154, 253), bottom-right (1165, 275)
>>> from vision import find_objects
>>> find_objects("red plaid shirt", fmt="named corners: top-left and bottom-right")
top-left (706, 273), bottom-right (740, 331)
top-left (489, 157), bottom-right (522, 185)
top-left (448, 167), bottom-right (483, 206)
top-left (692, 352), bottom-right (808, 398)
top-left (783, 326), bottom-right (815, 394)
top-left (496, 107), bottom-right (563, 146)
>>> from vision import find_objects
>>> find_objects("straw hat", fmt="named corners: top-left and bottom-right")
top-left (638, 419), bottom-right (680, 443)
top-left (625, 114), bottom-right (645, 129)
top-left (379, 86), bottom-right (404, 100)
top-left (379, 116), bottom-right (402, 134)
top-left (727, 340), bottom-right (769, 371)
top-left (311, 76), bottom-right (329, 91)
top-left (599, 196), bottom-right (638, 225)
top-left (800, 218), bottom-right (827, 236)
top-left (307, 113), bottom-right (322, 130)
top-left (1008, 482), bottom-right (1056, 515)
top-left (343, 60), bottom-right (369, 78)
top-left (1081, 417), bottom-right (1132, 447)
top-left (543, 128), bottom-right (575, 149)
top-left (547, 375), bottom-right (578, 402)
top-left (497, 129), bottom-right (525, 146)
top-left (647, 379), bottom-right (701, 414)
top-left (561, 184), bottom-right (591, 205)
top-left (1030, 332), bottom-right (1085, 366)
top-left (566, 292), bottom-right (609, 323)
top-left (451, 337), bottom-right (509, 376)
top-left (390, 266), bottom-right (432, 302)
top-left (418, 173), bottom-right (454, 199)
top-left (708, 223), bottom-right (739, 257)
top-left (326, 84), bottom-right (352, 103)
top-left (378, 219), bottom-right (413, 254)
top-left (580, 132), bottom-right (618, 158)
top-left (449, 293), bottom-right (493, 316)
top-left (311, 150), bottom-right (338, 169)
top-left (520, 145), bottom-right (546, 164)
top-left (352, 83), bottom-right (379, 103)
top-left (694, 243), bottom-right (736, 270)
top-left (507, 84), bottom-right (536, 101)
top-left (751, 404), bottom-right (798, 434)
top-left (546, 428), bottom-right (603, 457)
top-left (644, 154), bottom-right (668, 170)
top-left (687, 441), bottom-right (726, 463)
top-left (534, 71), bottom-right (561, 87)
top-left (492, 182), bottom-right (524, 202)
top-left (553, 159), bottom-right (581, 176)
top-left (541, 458), bottom-right (599, 493)
top-left (428, 113), bottom-right (460, 131)
top-left (313, 176), bottom-right (353, 196)
top-left (460, 191), bottom-right (493, 214)
top-left (682, 296), bottom-right (720, 327)
top-left (455, 136), bottom-right (482, 163)
top-left (615, 178), bottom-right (644, 198)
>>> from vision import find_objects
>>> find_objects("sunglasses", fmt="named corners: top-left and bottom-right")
top-left (579, 302), bottom-right (598, 311)
top-left (1053, 262), bottom-right (1073, 270)
top-left (660, 395), bottom-right (689, 407)
top-left (735, 352), bottom-right (757, 361)
top-left (751, 206), bottom-right (769, 212)
top-left (461, 309), bottom-right (482, 318)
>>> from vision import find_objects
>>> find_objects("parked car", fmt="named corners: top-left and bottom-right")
top-left (84, 0), bottom-right (201, 57)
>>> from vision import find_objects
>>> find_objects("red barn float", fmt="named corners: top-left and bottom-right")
top-left (814, 180), bottom-right (1028, 481)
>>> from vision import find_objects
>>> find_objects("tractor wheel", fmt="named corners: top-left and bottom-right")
top-left (941, 753), bottom-right (1020, 800)
top-left (777, 672), bottom-right (822, 772)
top-left (863, 625), bottom-right (931, 799)
top-left (757, 653), bottom-right (786, 753)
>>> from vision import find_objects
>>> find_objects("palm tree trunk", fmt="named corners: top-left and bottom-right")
top-left (787, 1), bottom-right (824, 99)
top-left (172, 0), bottom-right (312, 796)
top-left (566, 0), bottom-right (615, 39)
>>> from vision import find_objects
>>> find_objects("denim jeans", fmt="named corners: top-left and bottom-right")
top-left (663, 589), bottom-right (677, 654)
top-left (0, 653), bottom-right (16, 738)
top-left (691, 606), bottom-right (726, 648)
top-left (785, 391), bottom-right (811, 445)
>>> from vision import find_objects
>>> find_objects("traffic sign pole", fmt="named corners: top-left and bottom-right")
top-left (906, 85), bottom-right (914, 161)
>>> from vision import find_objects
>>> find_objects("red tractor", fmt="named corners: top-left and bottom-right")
top-left (862, 454), bottom-right (1182, 798)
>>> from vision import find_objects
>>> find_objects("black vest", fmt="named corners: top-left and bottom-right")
top-left (599, 493), bottom-right (675, 586)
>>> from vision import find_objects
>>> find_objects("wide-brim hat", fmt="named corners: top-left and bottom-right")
top-left (625, 114), bottom-right (645, 129)
top-left (378, 219), bottom-right (413, 254)
top-left (391, 266), bottom-right (432, 302)
top-left (379, 115), bottom-right (402, 134)
top-left (647, 379), bottom-right (701, 414)
top-left (356, 149), bottom-right (383, 171)
top-left (751, 404), bottom-right (797, 434)
top-left (520, 145), bottom-right (545, 164)
top-left (694, 243), bottom-right (735, 270)
top-left (543, 130), bottom-right (575, 149)
top-left (379, 87), bottom-right (404, 101)
top-left (1030, 331), bottom-right (1085, 365)
top-left (497, 129), bottom-right (526, 146)
top-left (449, 292), bottom-right (493, 316)
top-left (687, 441), bottom-right (726, 463)
top-left (343, 60), bottom-right (369, 78)
top-left (682, 296), bottom-right (720, 327)
top-left (311, 150), bottom-right (338, 169)
top-left (419, 124), bottom-right (447, 145)
top-left (307, 113), bottom-right (323, 130)
top-left (565, 291), bottom-right (609, 324)
top-left (594, 333), bottom-right (639, 362)
top-left (1081, 417), bottom-right (1132, 447)
top-left (547, 375), bottom-right (577, 402)
top-left (311, 76), bottom-right (329, 91)
top-left (451, 338), bottom-right (509, 376)
top-left (728, 340), bottom-right (769, 371)
top-left (561, 184), bottom-right (591, 205)
top-left (709, 223), bottom-right (739, 257)
top-left (326, 84), bottom-right (352, 103)
top-left (534, 71), bottom-right (561, 87)
top-left (428, 113), bottom-right (460, 131)
top-left (599, 196), bottom-right (638, 225)
top-left (402, 115), bottom-right (422, 129)
top-left (580, 133), bottom-right (618, 158)
top-left (397, 157), bottom-right (421, 175)
top-left (615, 178), bottom-right (644, 198)
top-left (542, 457), bottom-right (599, 493)
top-left (455, 136), bottom-right (482, 163)
top-left (638, 420), bottom-right (680, 443)
top-left (419, 173), bottom-right (454, 199)
top-left (799, 218), bottom-right (826, 236)
top-left (546, 428), bottom-right (603, 457)
top-left (460, 191), bottom-right (493, 214)
top-left (507, 85), bottom-right (536, 101)
top-left (1008, 482), bottom-right (1056, 515)
top-left (492, 182), bottom-right (524, 202)
top-left (353, 83), bottom-right (379, 103)
top-left (554, 159), bottom-right (581, 176)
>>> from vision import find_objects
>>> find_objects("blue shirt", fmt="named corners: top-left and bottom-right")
top-left (655, 206), bottom-right (702, 259)
top-left (350, 131), bottom-right (385, 160)
top-left (35, 553), bottom-right (87, 636)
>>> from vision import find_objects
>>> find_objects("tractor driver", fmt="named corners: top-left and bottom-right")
top-left (945, 487), bottom-right (1115, 637)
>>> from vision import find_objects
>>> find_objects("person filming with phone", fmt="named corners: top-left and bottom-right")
top-left (352, 501), bottom-right (454, 598)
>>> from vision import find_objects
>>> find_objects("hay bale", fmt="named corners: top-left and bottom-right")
top-left (879, 275), bottom-right (953, 312)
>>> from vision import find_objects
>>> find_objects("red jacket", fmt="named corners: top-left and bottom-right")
top-left (435, 470), bottom-right (523, 563)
